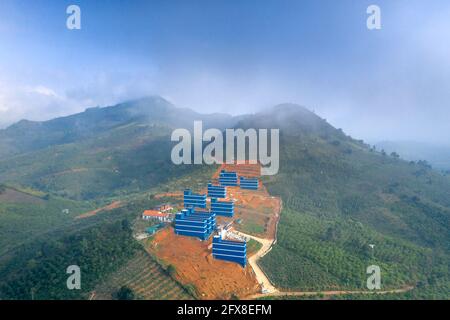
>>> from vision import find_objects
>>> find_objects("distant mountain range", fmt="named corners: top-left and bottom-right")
top-left (375, 141), bottom-right (450, 171)
top-left (0, 96), bottom-right (448, 299)
top-left (0, 96), bottom-right (235, 159)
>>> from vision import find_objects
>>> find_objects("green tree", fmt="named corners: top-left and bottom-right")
top-left (390, 152), bottom-right (400, 159)
top-left (115, 286), bottom-right (135, 300)
top-left (121, 219), bottom-right (131, 231)
top-left (167, 264), bottom-right (177, 277)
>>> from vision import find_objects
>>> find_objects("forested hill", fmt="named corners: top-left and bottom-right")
top-left (247, 105), bottom-right (450, 298)
top-left (0, 98), bottom-right (449, 299)
top-left (0, 96), bottom-right (233, 159)
top-left (0, 96), bottom-right (232, 200)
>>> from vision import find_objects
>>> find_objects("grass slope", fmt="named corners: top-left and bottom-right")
top-left (257, 107), bottom-right (450, 298)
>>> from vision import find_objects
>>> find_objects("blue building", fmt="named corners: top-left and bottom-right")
top-left (211, 198), bottom-right (234, 217)
top-left (174, 208), bottom-right (216, 240)
top-left (219, 170), bottom-right (238, 186)
top-left (191, 209), bottom-right (217, 231)
top-left (212, 236), bottom-right (247, 267)
top-left (184, 189), bottom-right (207, 208)
top-left (207, 183), bottom-right (226, 198)
top-left (239, 176), bottom-right (259, 190)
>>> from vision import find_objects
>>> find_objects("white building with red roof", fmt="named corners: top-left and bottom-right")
top-left (142, 210), bottom-right (171, 222)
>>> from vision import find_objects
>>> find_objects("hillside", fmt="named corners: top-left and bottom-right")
top-left (0, 97), bottom-right (231, 200)
top-left (0, 96), bottom-right (233, 159)
top-left (251, 106), bottom-right (450, 298)
top-left (0, 99), bottom-right (449, 299)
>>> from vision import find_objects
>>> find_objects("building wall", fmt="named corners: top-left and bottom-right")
top-left (184, 189), bottom-right (207, 208)
top-left (219, 170), bottom-right (238, 186)
top-left (239, 177), bottom-right (259, 190)
top-left (174, 208), bottom-right (216, 240)
top-left (207, 183), bottom-right (227, 198)
top-left (211, 198), bottom-right (234, 217)
top-left (212, 236), bottom-right (247, 267)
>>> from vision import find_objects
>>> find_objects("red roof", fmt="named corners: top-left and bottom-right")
top-left (143, 210), bottom-right (168, 218)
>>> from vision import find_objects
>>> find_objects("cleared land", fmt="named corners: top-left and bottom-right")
top-left (154, 192), bottom-right (183, 199)
top-left (228, 186), bottom-right (281, 239)
top-left (145, 163), bottom-right (281, 299)
top-left (75, 201), bottom-right (122, 219)
top-left (146, 228), bottom-right (261, 299)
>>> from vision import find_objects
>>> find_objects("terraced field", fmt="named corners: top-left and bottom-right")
top-left (94, 250), bottom-right (193, 300)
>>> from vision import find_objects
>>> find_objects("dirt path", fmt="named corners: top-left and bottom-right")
top-left (154, 192), bottom-right (183, 199)
top-left (248, 286), bottom-right (415, 299)
top-left (234, 231), bottom-right (278, 294)
top-left (74, 201), bottom-right (122, 219)
top-left (232, 190), bottom-right (282, 295)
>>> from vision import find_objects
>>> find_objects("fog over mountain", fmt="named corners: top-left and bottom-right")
top-left (0, 0), bottom-right (449, 145)
top-left (1, 96), bottom-right (449, 300)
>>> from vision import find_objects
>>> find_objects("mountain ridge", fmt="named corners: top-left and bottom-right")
top-left (0, 97), bottom-right (329, 160)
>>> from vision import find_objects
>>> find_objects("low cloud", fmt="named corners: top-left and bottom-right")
top-left (0, 70), bottom-right (157, 128)
top-left (0, 82), bottom-right (78, 127)
top-left (28, 85), bottom-right (59, 98)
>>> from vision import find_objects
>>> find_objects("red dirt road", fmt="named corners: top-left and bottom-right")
top-left (74, 201), bottom-right (122, 219)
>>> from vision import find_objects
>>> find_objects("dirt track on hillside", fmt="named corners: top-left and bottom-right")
top-left (74, 201), bottom-right (122, 219)
top-left (154, 192), bottom-right (183, 199)
top-left (247, 286), bottom-right (415, 299)
top-left (234, 231), bottom-right (278, 294)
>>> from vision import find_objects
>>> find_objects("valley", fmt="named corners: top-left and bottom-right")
top-left (0, 97), bottom-right (448, 300)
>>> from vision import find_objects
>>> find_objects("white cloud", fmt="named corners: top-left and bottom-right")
top-left (28, 85), bottom-right (59, 98)
top-left (0, 69), bottom-right (157, 128)
top-left (0, 81), bottom-right (75, 128)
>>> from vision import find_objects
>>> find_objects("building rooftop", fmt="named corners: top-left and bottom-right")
top-left (143, 210), bottom-right (168, 218)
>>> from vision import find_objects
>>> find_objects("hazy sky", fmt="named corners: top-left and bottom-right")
top-left (0, 0), bottom-right (449, 145)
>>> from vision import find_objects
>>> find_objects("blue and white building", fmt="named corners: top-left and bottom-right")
top-left (219, 170), bottom-right (238, 186)
top-left (212, 235), bottom-right (247, 267)
top-left (174, 208), bottom-right (216, 240)
top-left (207, 183), bottom-right (226, 198)
top-left (183, 189), bottom-right (207, 209)
top-left (211, 198), bottom-right (234, 217)
top-left (239, 176), bottom-right (259, 190)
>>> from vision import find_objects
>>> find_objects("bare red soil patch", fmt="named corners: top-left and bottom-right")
top-left (75, 201), bottom-right (122, 219)
top-left (147, 162), bottom-right (280, 299)
top-left (147, 228), bottom-right (260, 299)
top-left (154, 192), bottom-right (183, 199)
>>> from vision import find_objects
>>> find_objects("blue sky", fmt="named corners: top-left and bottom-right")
top-left (0, 0), bottom-right (449, 144)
